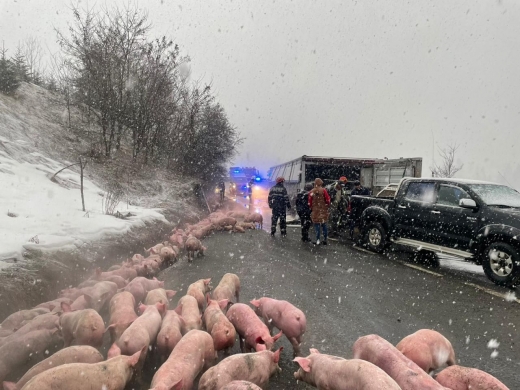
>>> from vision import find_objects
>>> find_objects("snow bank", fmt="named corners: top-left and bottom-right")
top-left (0, 135), bottom-right (167, 265)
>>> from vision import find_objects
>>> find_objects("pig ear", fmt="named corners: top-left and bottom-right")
top-left (309, 348), bottom-right (321, 355)
top-left (153, 277), bottom-right (158, 281)
top-left (159, 281), bottom-right (165, 288)
top-left (218, 299), bottom-right (230, 310)
top-left (83, 293), bottom-right (94, 308)
top-left (156, 302), bottom-right (167, 316)
top-left (166, 290), bottom-right (177, 299)
top-left (273, 347), bottom-right (283, 363)
top-left (105, 323), bottom-right (116, 334)
top-left (204, 278), bottom-right (211, 285)
top-left (174, 304), bottom-right (182, 316)
top-left (3, 382), bottom-right (16, 390)
top-left (293, 357), bottom-right (312, 372)
top-left (250, 299), bottom-right (260, 308)
top-left (128, 346), bottom-right (144, 367)
top-left (60, 302), bottom-right (72, 313)
top-left (273, 330), bottom-right (283, 342)
top-left (169, 378), bottom-right (183, 390)
top-left (138, 304), bottom-right (147, 315)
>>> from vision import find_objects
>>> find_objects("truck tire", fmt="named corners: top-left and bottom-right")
top-left (482, 242), bottom-right (520, 287)
top-left (363, 221), bottom-right (387, 253)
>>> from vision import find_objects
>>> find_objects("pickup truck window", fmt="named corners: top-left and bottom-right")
top-left (468, 184), bottom-right (520, 208)
top-left (404, 182), bottom-right (435, 203)
top-left (437, 185), bottom-right (471, 207)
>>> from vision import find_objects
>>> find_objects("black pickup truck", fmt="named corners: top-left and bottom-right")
top-left (351, 177), bottom-right (520, 287)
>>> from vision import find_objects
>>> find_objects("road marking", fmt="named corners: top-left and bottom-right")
top-left (464, 282), bottom-right (520, 304)
top-left (401, 263), bottom-right (443, 277)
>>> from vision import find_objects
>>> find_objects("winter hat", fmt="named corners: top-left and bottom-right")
top-left (314, 178), bottom-right (323, 186)
top-left (276, 177), bottom-right (285, 183)
top-left (304, 183), bottom-right (313, 191)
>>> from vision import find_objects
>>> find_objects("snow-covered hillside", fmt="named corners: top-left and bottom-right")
top-left (0, 83), bottom-right (193, 266)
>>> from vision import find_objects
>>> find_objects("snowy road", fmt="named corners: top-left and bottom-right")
top-left (155, 228), bottom-right (520, 389)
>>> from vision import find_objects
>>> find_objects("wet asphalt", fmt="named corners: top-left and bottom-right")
top-left (155, 227), bottom-right (520, 389)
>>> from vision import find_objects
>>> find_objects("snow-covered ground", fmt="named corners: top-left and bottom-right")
top-left (0, 83), bottom-right (197, 268)
top-left (0, 134), bottom-right (167, 265)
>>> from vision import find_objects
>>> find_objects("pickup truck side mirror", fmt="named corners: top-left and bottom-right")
top-left (459, 198), bottom-right (477, 209)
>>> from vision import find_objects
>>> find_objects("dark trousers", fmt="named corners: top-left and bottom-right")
top-left (299, 214), bottom-right (312, 240)
top-left (271, 211), bottom-right (287, 235)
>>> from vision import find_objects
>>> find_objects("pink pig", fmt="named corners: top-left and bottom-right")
top-left (59, 303), bottom-right (105, 347)
top-left (71, 281), bottom-right (118, 312)
top-left (203, 295), bottom-right (236, 351)
top-left (213, 273), bottom-right (240, 304)
top-left (199, 348), bottom-right (282, 390)
top-left (353, 334), bottom-right (451, 390)
top-left (250, 297), bottom-right (306, 357)
top-left (174, 295), bottom-right (202, 334)
top-left (150, 330), bottom-right (217, 390)
top-left (396, 329), bottom-right (456, 373)
top-left (0, 329), bottom-right (62, 383)
top-left (93, 266), bottom-right (137, 282)
top-left (106, 292), bottom-right (138, 343)
top-left (220, 381), bottom-right (262, 390)
top-left (184, 236), bottom-right (206, 262)
top-left (435, 365), bottom-right (509, 390)
top-left (107, 302), bottom-right (166, 363)
top-left (123, 276), bottom-right (165, 304)
top-left (244, 213), bottom-right (263, 228)
top-left (0, 308), bottom-right (49, 337)
top-left (2, 345), bottom-right (104, 390)
top-left (144, 288), bottom-right (177, 308)
top-left (0, 312), bottom-right (59, 348)
top-left (187, 278), bottom-right (212, 311)
top-left (156, 310), bottom-right (184, 358)
top-left (226, 303), bottom-right (283, 353)
top-left (294, 349), bottom-right (401, 390)
top-left (21, 350), bottom-right (142, 390)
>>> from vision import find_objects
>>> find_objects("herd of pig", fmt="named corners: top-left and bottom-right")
top-left (0, 206), bottom-right (510, 390)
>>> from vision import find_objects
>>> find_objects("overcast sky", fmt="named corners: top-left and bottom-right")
top-left (1, 0), bottom-right (519, 186)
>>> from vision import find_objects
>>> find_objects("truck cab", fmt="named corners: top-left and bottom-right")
top-left (354, 177), bottom-right (520, 287)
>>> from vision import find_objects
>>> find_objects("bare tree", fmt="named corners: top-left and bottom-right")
top-left (431, 143), bottom-right (463, 178)
top-left (20, 37), bottom-right (45, 84)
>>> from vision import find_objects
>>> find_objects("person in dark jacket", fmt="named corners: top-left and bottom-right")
top-left (349, 180), bottom-right (371, 239)
top-left (268, 177), bottom-right (291, 237)
top-left (218, 181), bottom-right (226, 201)
top-left (296, 183), bottom-right (313, 242)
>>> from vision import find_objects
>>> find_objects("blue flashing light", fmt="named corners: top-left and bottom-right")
top-left (255, 177), bottom-right (261, 182)
top-left (234, 170), bottom-right (240, 173)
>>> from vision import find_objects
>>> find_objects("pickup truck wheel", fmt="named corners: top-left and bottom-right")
top-left (482, 242), bottom-right (520, 287)
top-left (363, 222), bottom-right (387, 253)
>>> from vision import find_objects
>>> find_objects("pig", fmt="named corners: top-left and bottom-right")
top-left (352, 334), bottom-right (450, 390)
top-left (145, 242), bottom-right (167, 255)
top-left (214, 217), bottom-right (237, 229)
top-left (2, 345), bottom-right (103, 390)
top-left (59, 303), bottom-right (104, 347)
top-left (199, 348), bottom-right (283, 390)
top-left (106, 292), bottom-right (138, 343)
top-left (107, 302), bottom-right (166, 362)
top-left (0, 329), bottom-right (62, 383)
top-left (435, 365), bottom-right (509, 390)
top-left (150, 330), bottom-right (217, 390)
top-left (203, 295), bottom-right (235, 351)
top-left (250, 297), bottom-right (306, 357)
top-left (187, 278), bottom-right (212, 311)
top-left (244, 213), bottom-right (263, 228)
top-left (96, 274), bottom-right (127, 288)
top-left (0, 313), bottom-right (59, 348)
top-left (233, 225), bottom-right (246, 233)
top-left (184, 236), bottom-right (206, 262)
top-left (220, 381), bottom-right (262, 390)
top-left (213, 273), bottom-right (240, 303)
top-left (293, 348), bottom-right (401, 390)
top-left (174, 295), bottom-right (202, 334)
top-left (0, 308), bottom-right (49, 337)
top-left (123, 276), bottom-right (165, 304)
top-left (21, 350), bottom-right (142, 390)
top-left (108, 264), bottom-right (122, 271)
top-left (227, 211), bottom-right (248, 219)
top-left (238, 222), bottom-right (256, 230)
top-left (226, 303), bottom-right (283, 353)
top-left (92, 266), bottom-right (137, 282)
top-left (36, 298), bottom-right (73, 312)
top-left (133, 263), bottom-right (151, 277)
top-left (160, 246), bottom-right (177, 264)
top-left (58, 287), bottom-right (84, 301)
top-left (76, 279), bottom-right (99, 289)
top-left (396, 329), bottom-right (456, 374)
top-left (144, 288), bottom-right (177, 308)
top-left (71, 281), bottom-right (118, 313)
top-left (156, 310), bottom-right (184, 358)
top-left (169, 232), bottom-right (185, 249)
